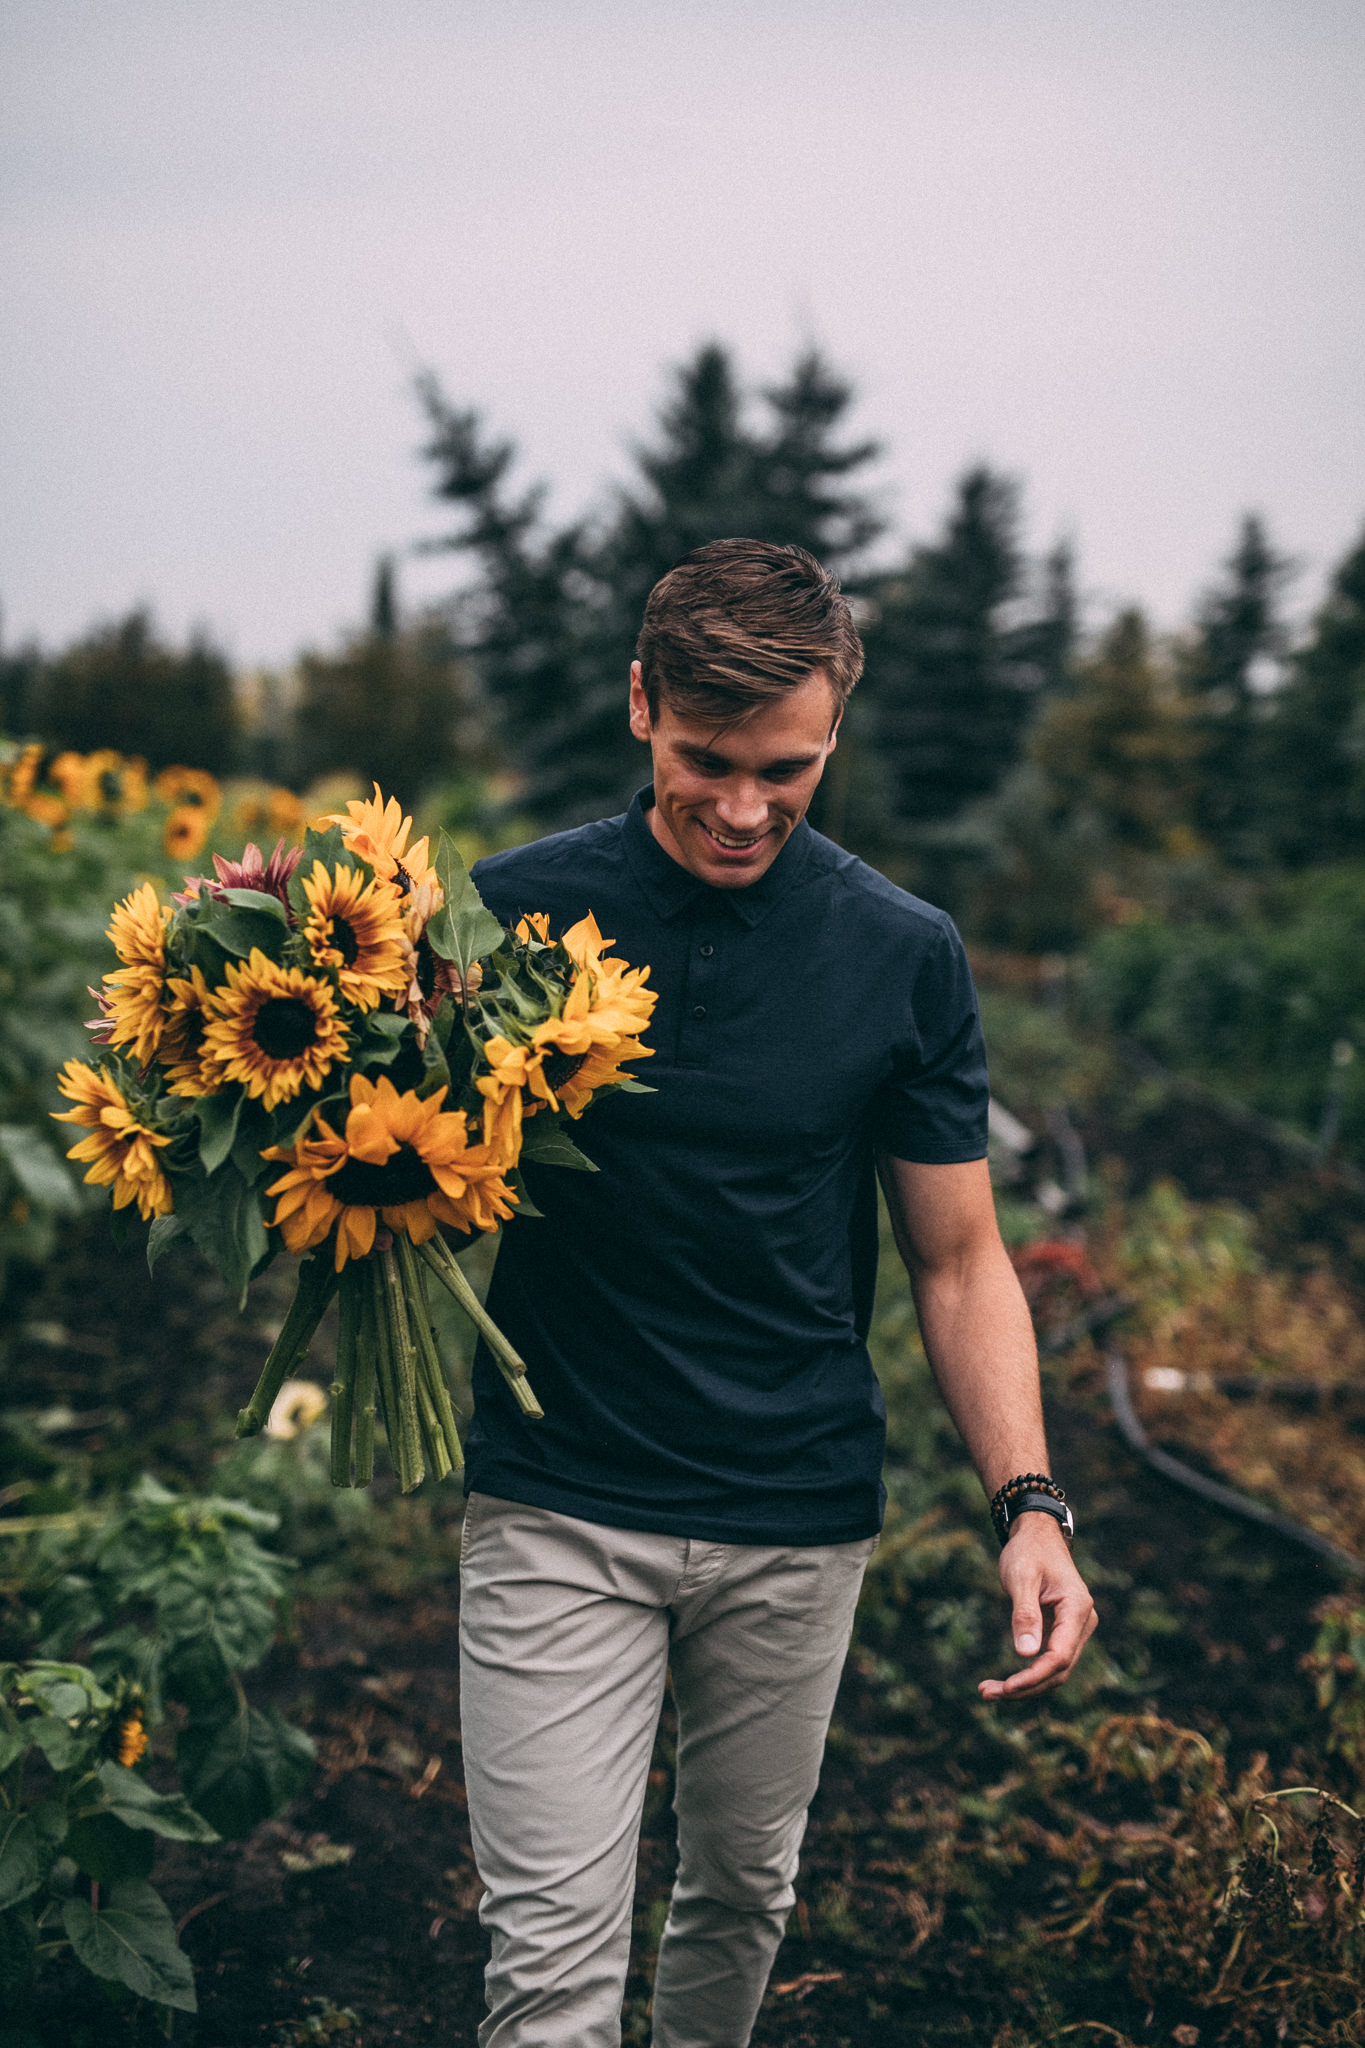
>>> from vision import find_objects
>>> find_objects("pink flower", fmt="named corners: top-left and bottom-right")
top-left (188, 843), bottom-right (302, 917)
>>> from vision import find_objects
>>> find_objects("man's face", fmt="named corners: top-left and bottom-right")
top-left (628, 662), bottom-right (841, 889)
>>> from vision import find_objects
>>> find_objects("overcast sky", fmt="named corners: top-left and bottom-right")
top-left (3, 0), bottom-right (1363, 669)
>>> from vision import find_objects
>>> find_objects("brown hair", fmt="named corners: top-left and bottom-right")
top-left (635, 538), bottom-right (863, 723)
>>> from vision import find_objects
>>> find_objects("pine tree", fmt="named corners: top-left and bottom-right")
top-left (35, 611), bottom-right (238, 774)
top-left (1266, 524), bottom-right (1365, 864)
top-left (1031, 607), bottom-right (1193, 855)
top-left (860, 468), bottom-right (1033, 837)
top-left (1179, 514), bottom-right (1291, 865)
top-left (292, 587), bottom-right (479, 805)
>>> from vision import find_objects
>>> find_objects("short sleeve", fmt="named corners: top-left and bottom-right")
top-left (872, 918), bottom-right (989, 1162)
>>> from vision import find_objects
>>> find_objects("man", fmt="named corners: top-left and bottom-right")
top-left (462, 539), bottom-right (1096, 2048)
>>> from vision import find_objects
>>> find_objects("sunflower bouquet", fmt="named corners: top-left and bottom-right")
top-left (52, 788), bottom-right (656, 1491)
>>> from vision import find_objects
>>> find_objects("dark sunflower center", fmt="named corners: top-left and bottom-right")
top-left (542, 1048), bottom-right (587, 1093)
top-left (330, 916), bottom-right (360, 967)
top-left (177, 1010), bottom-right (206, 1055)
top-left (416, 935), bottom-right (438, 1000)
top-left (330, 1144), bottom-right (438, 1207)
top-left (253, 996), bottom-right (320, 1060)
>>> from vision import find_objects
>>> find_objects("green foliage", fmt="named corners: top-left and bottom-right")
top-left (0, 1475), bottom-right (314, 2025)
top-left (0, 1657), bottom-right (210, 2018)
top-left (1304, 1599), bottom-right (1365, 1796)
top-left (0, 802), bottom-right (182, 1293)
top-left (1081, 863), bottom-right (1365, 1155)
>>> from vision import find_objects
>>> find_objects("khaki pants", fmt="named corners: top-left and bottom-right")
top-left (458, 1492), bottom-right (876, 2048)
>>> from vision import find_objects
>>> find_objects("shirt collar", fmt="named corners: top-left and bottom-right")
top-left (621, 787), bottom-right (814, 928)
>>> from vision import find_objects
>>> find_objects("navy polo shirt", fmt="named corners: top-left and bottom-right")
top-left (465, 789), bottom-right (988, 1546)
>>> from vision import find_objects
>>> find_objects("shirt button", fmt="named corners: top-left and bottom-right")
top-left (691, 1004), bottom-right (707, 1020)
top-left (699, 942), bottom-right (714, 958)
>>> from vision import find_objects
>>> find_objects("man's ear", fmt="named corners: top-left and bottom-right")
top-left (628, 661), bottom-right (653, 744)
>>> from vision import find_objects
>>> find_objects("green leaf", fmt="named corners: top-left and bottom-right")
top-left (65, 1812), bottom-right (156, 1885)
top-left (613, 1076), bottom-right (656, 1095)
top-left (145, 1213), bottom-right (187, 1275)
top-left (0, 1126), bottom-right (81, 1214)
top-left (287, 824), bottom-right (350, 916)
top-left (96, 1762), bottom-right (219, 1843)
top-left (27, 1715), bottom-right (87, 1769)
top-left (194, 897), bottom-right (287, 962)
top-left (192, 1091), bottom-right (243, 1176)
top-left (504, 1168), bottom-right (542, 1220)
top-left (0, 1705), bottom-right (28, 1773)
top-left (426, 832), bottom-right (505, 979)
top-left (517, 1122), bottom-right (599, 1172)
top-left (15, 1664), bottom-right (112, 1718)
top-left (171, 1164), bottom-right (270, 1304)
top-left (0, 1813), bottom-right (41, 1911)
top-left (216, 887), bottom-right (287, 922)
top-left (62, 1877), bottom-right (197, 2011)
top-left (357, 1010), bottom-right (410, 1069)
top-left (177, 1705), bottom-right (314, 1839)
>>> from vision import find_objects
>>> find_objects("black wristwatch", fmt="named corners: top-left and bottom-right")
top-left (997, 1490), bottom-right (1075, 1547)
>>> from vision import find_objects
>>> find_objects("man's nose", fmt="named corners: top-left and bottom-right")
top-left (713, 780), bottom-right (768, 833)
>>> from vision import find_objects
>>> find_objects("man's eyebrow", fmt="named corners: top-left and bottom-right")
top-left (678, 742), bottom-right (824, 772)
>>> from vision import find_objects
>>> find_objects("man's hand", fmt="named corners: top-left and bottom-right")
top-left (978, 1515), bottom-right (1097, 1702)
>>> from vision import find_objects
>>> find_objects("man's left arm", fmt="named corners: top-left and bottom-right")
top-left (877, 1153), bottom-right (1098, 1701)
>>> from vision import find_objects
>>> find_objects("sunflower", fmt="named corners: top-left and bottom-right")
top-left (515, 912), bottom-right (551, 944)
top-left (49, 752), bottom-right (100, 810)
top-left (153, 765), bottom-right (222, 820)
top-left (1, 742), bottom-right (42, 809)
top-left (53, 1061), bottom-right (173, 1220)
top-left (109, 882), bottom-right (170, 974)
top-left (157, 966), bottom-right (225, 1096)
top-left (559, 912), bottom-right (657, 1038)
top-left (201, 949), bottom-right (347, 1111)
top-left (474, 964), bottom-right (655, 1131)
top-left (263, 1073), bottom-right (519, 1269)
top-left (300, 860), bottom-right (408, 1010)
top-left (102, 883), bottom-right (172, 1065)
top-left (319, 785), bottom-right (438, 897)
top-left (164, 805), bottom-right (213, 861)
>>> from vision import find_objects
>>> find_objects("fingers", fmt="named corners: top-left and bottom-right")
top-left (978, 1575), bottom-right (1098, 1703)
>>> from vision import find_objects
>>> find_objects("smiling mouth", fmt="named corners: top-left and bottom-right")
top-left (700, 821), bottom-right (768, 852)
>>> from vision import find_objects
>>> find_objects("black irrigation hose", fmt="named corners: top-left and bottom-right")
top-left (1102, 1346), bottom-right (1365, 1580)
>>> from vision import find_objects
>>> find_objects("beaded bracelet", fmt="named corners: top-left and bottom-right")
top-left (990, 1471), bottom-right (1067, 1548)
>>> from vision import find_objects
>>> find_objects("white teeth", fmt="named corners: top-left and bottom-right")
top-left (705, 826), bottom-right (759, 849)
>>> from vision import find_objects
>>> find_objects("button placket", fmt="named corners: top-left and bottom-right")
top-left (677, 922), bottom-right (718, 1066)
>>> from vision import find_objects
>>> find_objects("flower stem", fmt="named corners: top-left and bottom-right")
top-left (353, 1267), bottom-right (378, 1487)
top-left (396, 1234), bottom-right (464, 1479)
top-left (366, 1257), bottom-right (398, 1465)
top-left (380, 1244), bottom-right (426, 1492)
top-left (416, 1236), bottom-right (543, 1419)
top-left (236, 1255), bottom-right (339, 1438)
top-left (330, 1267), bottom-right (362, 1487)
